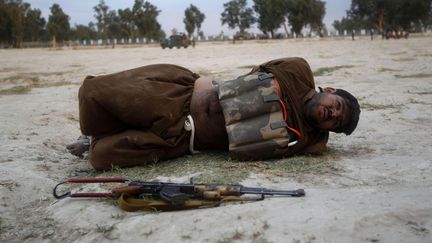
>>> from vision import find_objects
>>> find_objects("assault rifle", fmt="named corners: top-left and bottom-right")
top-left (53, 178), bottom-right (305, 211)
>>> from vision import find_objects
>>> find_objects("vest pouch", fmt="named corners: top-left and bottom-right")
top-left (217, 72), bottom-right (293, 160)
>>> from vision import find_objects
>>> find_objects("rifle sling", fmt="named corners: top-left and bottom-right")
top-left (117, 193), bottom-right (244, 212)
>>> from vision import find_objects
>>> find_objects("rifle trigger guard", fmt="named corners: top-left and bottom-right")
top-left (53, 181), bottom-right (71, 199)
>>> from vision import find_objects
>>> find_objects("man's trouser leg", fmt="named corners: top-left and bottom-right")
top-left (78, 76), bottom-right (127, 136)
top-left (89, 129), bottom-right (189, 170)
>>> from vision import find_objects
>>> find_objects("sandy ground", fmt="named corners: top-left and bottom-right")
top-left (0, 36), bottom-right (432, 242)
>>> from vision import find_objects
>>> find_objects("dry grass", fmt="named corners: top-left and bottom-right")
top-left (0, 70), bottom-right (76, 83)
top-left (313, 65), bottom-right (355, 76)
top-left (378, 67), bottom-right (400, 72)
top-left (0, 67), bottom-right (22, 73)
top-left (394, 73), bottom-right (432, 79)
top-left (217, 230), bottom-right (244, 243)
top-left (98, 151), bottom-right (341, 185)
top-left (407, 90), bottom-right (432, 95)
top-left (389, 51), bottom-right (407, 55)
top-left (1, 74), bottom-right (39, 83)
top-left (392, 57), bottom-right (416, 62)
top-left (238, 65), bottom-right (256, 69)
top-left (0, 81), bottom-right (75, 95)
top-left (0, 86), bottom-right (32, 95)
top-left (361, 102), bottom-right (398, 110)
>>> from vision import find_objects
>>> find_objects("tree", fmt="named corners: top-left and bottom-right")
top-left (307, 0), bottom-right (326, 35)
top-left (0, 1), bottom-right (48, 47)
top-left (390, 0), bottom-right (431, 30)
top-left (93, 0), bottom-right (110, 42)
top-left (0, 0), bottom-right (28, 48)
top-left (71, 22), bottom-right (97, 42)
top-left (23, 7), bottom-right (46, 42)
top-left (0, 0), bottom-right (9, 46)
top-left (221, 0), bottom-right (256, 41)
top-left (46, 3), bottom-right (70, 48)
top-left (183, 4), bottom-right (205, 38)
top-left (333, 16), bottom-right (367, 34)
top-left (94, 0), bottom-right (125, 46)
top-left (132, 0), bottom-right (163, 43)
top-left (286, 0), bottom-right (303, 36)
top-left (349, 0), bottom-right (390, 33)
top-left (106, 10), bottom-right (122, 41)
top-left (118, 8), bottom-right (136, 39)
top-left (253, 0), bottom-right (286, 38)
top-left (344, 0), bottom-right (432, 33)
top-left (286, 0), bottom-right (326, 37)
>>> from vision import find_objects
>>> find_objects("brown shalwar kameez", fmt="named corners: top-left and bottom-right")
top-left (78, 58), bottom-right (329, 170)
top-left (78, 64), bottom-right (199, 170)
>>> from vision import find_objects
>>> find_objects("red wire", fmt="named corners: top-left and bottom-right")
top-left (274, 79), bottom-right (302, 139)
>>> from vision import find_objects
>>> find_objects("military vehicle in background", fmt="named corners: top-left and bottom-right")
top-left (160, 33), bottom-right (189, 49)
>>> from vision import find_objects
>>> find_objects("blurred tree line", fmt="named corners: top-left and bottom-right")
top-left (221, 0), bottom-right (326, 39)
top-left (333, 0), bottom-right (432, 34)
top-left (0, 0), bottom-right (167, 48)
top-left (1, 0), bottom-right (327, 48)
top-left (2, 0), bottom-right (430, 48)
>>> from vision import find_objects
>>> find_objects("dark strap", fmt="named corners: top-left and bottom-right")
top-left (270, 121), bottom-right (288, 130)
top-left (117, 193), bottom-right (244, 212)
top-left (258, 73), bottom-right (274, 81)
top-left (263, 94), bottom-right (280, 103)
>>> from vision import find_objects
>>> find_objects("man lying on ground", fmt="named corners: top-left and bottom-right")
top-left (67, 57), bottom-right (360, 170)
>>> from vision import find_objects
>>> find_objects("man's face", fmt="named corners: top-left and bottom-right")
top-left (305, 91), bottom-right (350, 131)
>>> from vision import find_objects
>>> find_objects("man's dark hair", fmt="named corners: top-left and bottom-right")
top-left (333, 89), bottom-right (360, 135)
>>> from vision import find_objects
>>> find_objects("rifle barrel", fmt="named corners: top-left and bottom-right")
top-left (240, 187), bottom-right (305, 197)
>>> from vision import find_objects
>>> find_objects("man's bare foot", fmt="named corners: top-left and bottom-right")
top-left (67, 135), bottom-right (90, 158)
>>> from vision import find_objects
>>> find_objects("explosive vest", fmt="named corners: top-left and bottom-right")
top-left (216, 72), bottom-right (301, 160)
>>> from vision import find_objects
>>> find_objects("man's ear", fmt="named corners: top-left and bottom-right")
top-left (321, 87), bottom-right (336, 93)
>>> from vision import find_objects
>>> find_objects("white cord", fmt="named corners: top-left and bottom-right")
top-left (184, 115), bottom-right (200, 154)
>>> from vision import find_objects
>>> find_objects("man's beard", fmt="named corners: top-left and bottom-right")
top-left (304, 99), bottom-right (320, 128)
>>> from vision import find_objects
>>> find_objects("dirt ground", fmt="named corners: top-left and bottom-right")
top-left (0, 36), bottom-right (431, 243)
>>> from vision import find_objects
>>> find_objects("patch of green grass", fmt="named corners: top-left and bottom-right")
top-left (99, 151), bottom-right (341, 185)
top-left (418, 54), bottom-right (432, 57)
top-left (0, 85), bottom-right (32, 95)
top-left (361, 102), bottom-right (398, 110)
top-left (238, 65), bottom-right (256, 69)
top-left (407, 90), bottom-right (432, 95)
top-left (32, 81), bottom-right (73, 88)
top-left (408, 98), bottom-right (431, 105)
top-left (394, 73), bottom-right (432, 79)
top-left (1, 71), bottom-right (74, 83)
top-left (0, 81), bottom-right (74, 95)
top-left (69, 64), bottom-right (84, 68)
top-left (1, 75), bottom-right (39, 83)
top-left (96, 224), bottom-right (115, 234)
top-left (392, 57), bottom-right (416, 62)
top-left (389, 51), bottom-right (407, 55)
top-left (21, 231), bottom-right (37, 240)
top-left (26, 71), bottom-right (72, 76)
top-left (0, 67), bottom-right (22, 73)
top-left (378, 67), bottom-right (400, 72)
top-left (313, 65), bottom-right (355, 76)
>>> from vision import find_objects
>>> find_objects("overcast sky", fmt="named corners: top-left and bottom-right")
top-left (25, 0), bottom-right (351, 35)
